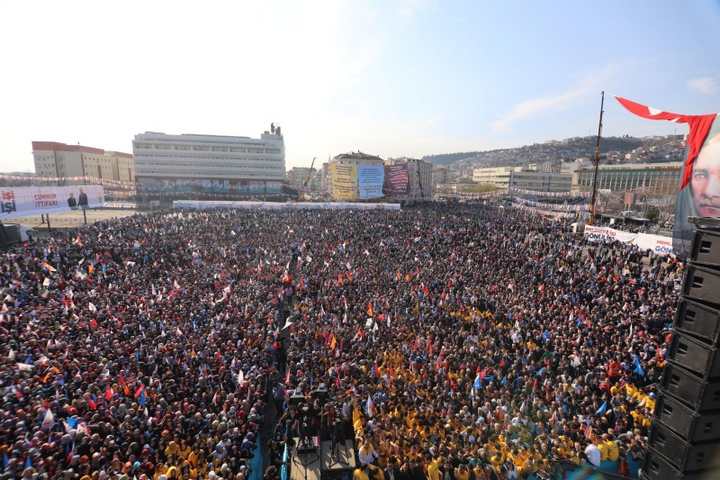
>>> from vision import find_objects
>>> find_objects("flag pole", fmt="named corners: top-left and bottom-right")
top-left (589, 91), bottom-right (605, 225)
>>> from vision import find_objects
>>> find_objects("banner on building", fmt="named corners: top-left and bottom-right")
top-left (357, 165), bottom-right (385, 199)
top-left (384, 164), bottom-right (409, 195)
top-left (0, 185), bottom-right (104, 220)
top-left (330, 163), bottom-right (358, 201)
top-left (615, 96), bottom-right (719, 258)
top-left (583, 225), bottom-right (674, 256)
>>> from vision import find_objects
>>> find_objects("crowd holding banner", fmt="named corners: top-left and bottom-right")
top-left (0, 204), bottom-right (681, 479)
top-left (583, 225), bottom-right (674, 256)
top-left (510, 197), bottom-right (589, 213)
top-left (508, 189), bottom-right (591, 199)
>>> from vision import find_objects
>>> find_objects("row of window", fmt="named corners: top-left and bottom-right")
top-left (134, 143), bottom-right (281, 154)
top-left (135, 153), bottom-right (283, 162)
top-left (135, 160), bottom-right (282, 169)
top-left (138, 171), bottom-right (283, 178)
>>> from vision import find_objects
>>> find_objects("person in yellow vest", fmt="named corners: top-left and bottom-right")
top-left (604, 434), bottom-right (620, 462)
top-left (453, 464), bottom-right (470, 480)
top-left (354, 465), bottom-right (370, 480)
top-left (426, 457), bottom-right (442, 480)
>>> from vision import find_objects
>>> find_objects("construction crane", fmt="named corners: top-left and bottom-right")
top-left (298, 157), bottom-right (316, 201)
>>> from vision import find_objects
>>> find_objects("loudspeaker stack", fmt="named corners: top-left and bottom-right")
top-left (643, 226), bottom-right (720, 479)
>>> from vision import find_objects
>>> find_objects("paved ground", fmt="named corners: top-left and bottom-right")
top-left (11, 208), bottom-right (139, 230)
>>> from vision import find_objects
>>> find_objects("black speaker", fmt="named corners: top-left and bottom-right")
top-left (642, 448), bottom-right (720, 480)
top-left (648, 421), bottom-right (720, 471)
top-left (675, 299), bottom-right (720, 346)
top-left (645, 224), bottom-right (720, 480)
top-left (683, 265), bottom-right (720, 308)
top-left (691, 229), bottom-right (720, 270)
top-left (654, 392), bottom-right (720, 442)
top-left (662, 362), bottom-right (720, 412)
top-left (667, 332), bottom-right (720, 380)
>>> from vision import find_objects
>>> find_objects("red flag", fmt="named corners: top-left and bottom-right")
top-left (104, 385), bottom-right (113, 401)
top-left (615, 96), bottom-right (717, 188)
top-left (134, 384), bottom-right (144, 399)
top-left (87, 397), bottom-right (97, 410)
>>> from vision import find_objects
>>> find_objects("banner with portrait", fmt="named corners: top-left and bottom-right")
top-left (0, 185), bottom-right (104, 220)
top-left (615, 97), bottom-right (719, 258)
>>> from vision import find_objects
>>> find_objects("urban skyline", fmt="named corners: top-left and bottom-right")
top-left (2, 0), bottom-right (719, 173)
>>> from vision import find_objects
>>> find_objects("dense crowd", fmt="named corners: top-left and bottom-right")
top-left (0, 205), bottom-right (680, 479)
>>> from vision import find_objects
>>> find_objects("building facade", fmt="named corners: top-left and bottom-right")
top-left (431, 166), bottom-right (448, 193)
top-left (32, 142), bottom-right (134, 182)
top-left (509, 171), bottom-right (572, 193)
top-left (287, 167), bottom-right (319, 191)
top-left (575, 162), bottom-right (681, 195)
top-left (472, 166), bottom-right (523, 189)
top-left (133, 128), bottom-right (285, 198)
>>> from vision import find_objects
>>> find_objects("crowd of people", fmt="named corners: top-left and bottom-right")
top-left (0, 204), bottom-right (681, 479)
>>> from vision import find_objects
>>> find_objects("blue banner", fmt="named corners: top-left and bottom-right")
top-left (358, 165), bottom-right (385, 199)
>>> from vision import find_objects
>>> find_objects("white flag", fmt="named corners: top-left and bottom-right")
top-left (41, 409), bottom-right (55, 430)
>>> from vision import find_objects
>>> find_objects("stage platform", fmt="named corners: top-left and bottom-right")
top-left (289, 438), bottom-right (356, 480)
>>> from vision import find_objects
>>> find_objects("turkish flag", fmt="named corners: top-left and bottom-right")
top-left (615, 96), bottom-right (716, 189)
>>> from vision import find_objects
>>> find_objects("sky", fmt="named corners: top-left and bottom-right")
top-left (1, 0), bottom-right (720, 172)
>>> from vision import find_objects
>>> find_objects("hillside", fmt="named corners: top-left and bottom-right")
top-left (423, 135), bottom-right (685, 170)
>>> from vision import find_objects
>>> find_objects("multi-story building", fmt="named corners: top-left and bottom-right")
top-left (287, 167), bottom-right (319, 191)
top-left (575, 162), bottom-right (681, 195)
top-left (472, 166), bottom-right (523, 189)
top-left (386, 157), bottom-right (433, 201)
top-left (431, 166), bottom-right (448, 193)
top-left (509, 171), bottom-right (572, 193)
top-left (32, 142), bottom-right (134, 182)
top-left (132, 127), bottom-right (285, 199)
top-left (328, 152), bottom-right (384, 201)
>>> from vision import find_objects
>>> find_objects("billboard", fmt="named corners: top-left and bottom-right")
top-left (583, 225), bottom-right (674, 256)
top-left (357, 164), bottom-right (385, 199)
top-left (615, 96), bottom-right (719, 258)
top-left (330, 163), bottom-right (358, 201)
top-left (384, 164), bottom-right (409, 195)
top-left (0, 185), bottom-right (104, 220)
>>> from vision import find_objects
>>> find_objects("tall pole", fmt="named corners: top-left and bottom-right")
top-left (589, 91), bottom-right (605, 225)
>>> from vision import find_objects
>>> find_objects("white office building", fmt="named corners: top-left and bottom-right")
top-left (133, 126), bottom-right (285, 199)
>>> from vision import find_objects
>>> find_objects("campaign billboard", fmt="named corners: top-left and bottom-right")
top-left (357, 164), bottom-right (385, 200)
top-left (0, 185), bottom-right (104, 220)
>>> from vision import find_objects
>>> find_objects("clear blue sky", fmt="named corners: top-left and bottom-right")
top-left (1, 0), bottom-right (719, 171)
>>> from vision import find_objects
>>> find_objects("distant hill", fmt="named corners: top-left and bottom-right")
top-left (423, 135), bottom-right (685, 169)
